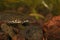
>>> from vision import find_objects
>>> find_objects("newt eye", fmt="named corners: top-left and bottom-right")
top-left (22, 20), bottom-right (30, 26)
top-left (22, 22), bottom-right (30, 26)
